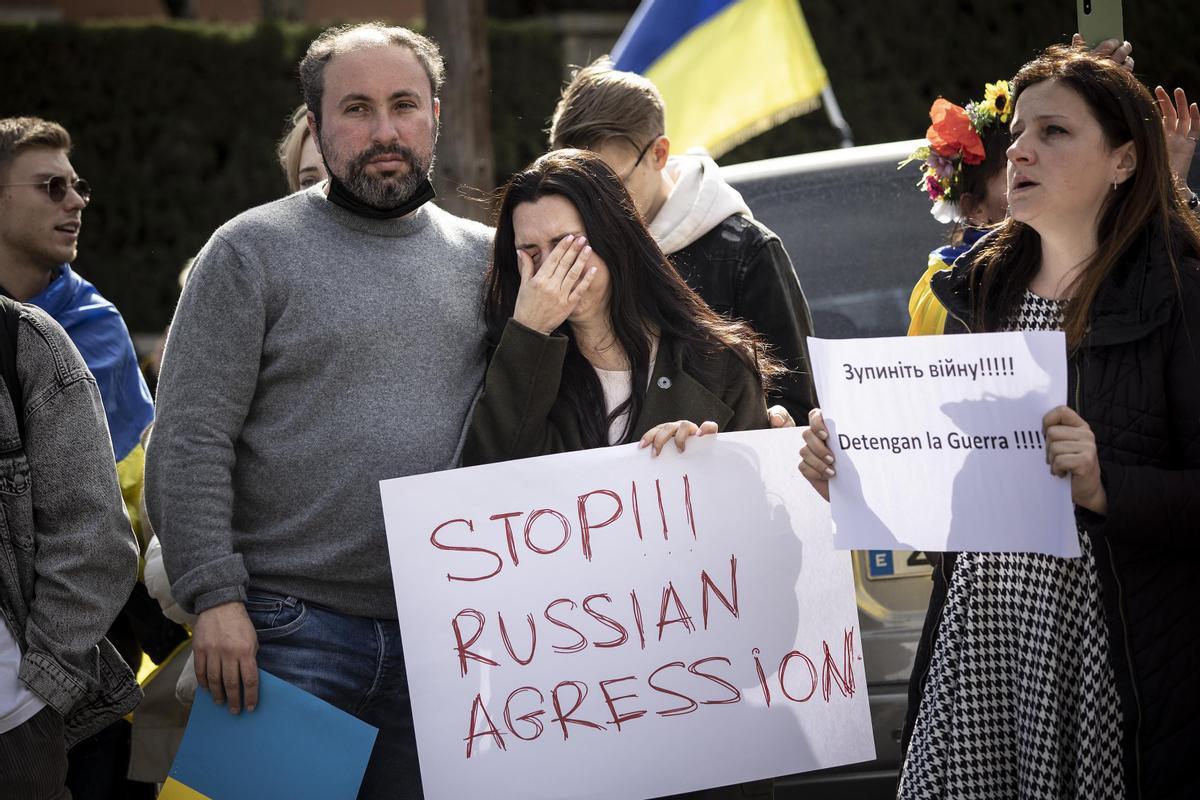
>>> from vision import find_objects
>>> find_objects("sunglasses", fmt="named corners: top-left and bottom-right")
top-left (0, 175), bottom-right (92, 203)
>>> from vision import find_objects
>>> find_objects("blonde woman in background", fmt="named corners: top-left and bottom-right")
top-left (276, 104), bottom-right (327, 192)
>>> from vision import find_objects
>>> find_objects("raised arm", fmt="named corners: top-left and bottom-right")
top-left (462, 318), bottom-right (572, 464)
top-left (463, 239), bottom-right (598, 464)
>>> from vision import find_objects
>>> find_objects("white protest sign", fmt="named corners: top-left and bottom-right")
top-left (808, 332), bottom-right (1078, 557)
top-left (379, 429), bottom-right (874, 800)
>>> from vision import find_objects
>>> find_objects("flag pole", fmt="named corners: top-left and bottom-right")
top-left (821, 85), bottom-right (855, 148)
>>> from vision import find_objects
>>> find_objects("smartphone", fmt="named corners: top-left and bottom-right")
top-left (1077, 0), bottom-right (1124, 46)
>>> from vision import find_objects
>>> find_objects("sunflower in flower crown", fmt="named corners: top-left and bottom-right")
top-left (901, 80), bottom-right (1011, 223)
top-left (979, 80), bottom-right (1012, 123)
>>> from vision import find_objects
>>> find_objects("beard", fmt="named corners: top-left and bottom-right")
top-left (325, 137), bottom-right (437, 210)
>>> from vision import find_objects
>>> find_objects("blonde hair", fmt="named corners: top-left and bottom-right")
top-left (277, 105), bottom-right (314, 193)
top-left (548, 56), bottom-right (665, 152)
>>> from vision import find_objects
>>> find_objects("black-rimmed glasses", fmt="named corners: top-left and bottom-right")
top-left (618, 134), bottom-right (664, 181)
top-left (0, 176), bottom-right (92, 203)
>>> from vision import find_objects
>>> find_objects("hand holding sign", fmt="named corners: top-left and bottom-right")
top-left (379, 429), bottom-right (874, 800)
top-left (806, 332), bottom-right (1078, 557)
top-left (639, 419), bottom-right (719, 455)
top-left (1043, 405), bottom-right (1107, 514)
top-left (797, 409), bottom-right (834, 502)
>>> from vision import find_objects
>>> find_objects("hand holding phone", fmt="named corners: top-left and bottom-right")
top-left (1076, 0), bottom-right (1124, 48)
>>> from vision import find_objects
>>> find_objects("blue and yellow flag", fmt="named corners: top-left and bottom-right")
top-left (28, 263), bottom-right (154, 464)
top-left (29, 263), bottom-right (156, 539)
top-left (612, 0), bottom-right (829, 157)
top-left (161, 671), bottom-right (377, 800)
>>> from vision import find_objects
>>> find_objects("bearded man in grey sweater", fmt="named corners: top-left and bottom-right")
top-left (145, 24), bottom-right (489, 799)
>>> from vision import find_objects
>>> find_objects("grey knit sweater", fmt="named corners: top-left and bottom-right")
top-left (145, 189), bottom-right (492, 618)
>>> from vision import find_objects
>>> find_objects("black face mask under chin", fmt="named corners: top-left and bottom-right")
top-left (325, 171), bottom-right (436, 220)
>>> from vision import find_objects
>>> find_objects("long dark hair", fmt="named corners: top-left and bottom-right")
top-left (970, 45), bottom-right (1200, 348)
top-left (485, 149), bottom-right (783, 448)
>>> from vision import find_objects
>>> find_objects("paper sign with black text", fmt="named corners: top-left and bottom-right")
top-left (808, 331), bottom-right (1078, 557)
top-left (379, 428), bottom-right (874, 800)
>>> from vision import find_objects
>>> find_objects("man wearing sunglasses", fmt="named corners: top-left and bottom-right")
top-left (550, 58), bottom-right (816, 429)
top-left (0, 116), bottom-right (143, 798)
top-left (0, 116), bottom-right (158, 797)
top-left (0, 120), bottom-right (154, 500)
top-left (0, 119), bottom-right (154, 509)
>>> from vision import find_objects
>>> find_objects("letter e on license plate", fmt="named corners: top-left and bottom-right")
top-left (866, 550), bottom-right (933, 580)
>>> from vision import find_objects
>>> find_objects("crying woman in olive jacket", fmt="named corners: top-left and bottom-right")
top-left (463, 150), bottom-right (783, 466)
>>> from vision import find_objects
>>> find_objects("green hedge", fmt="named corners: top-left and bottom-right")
top-left (1, 6), bottom-right (1197, 331)
top-left (0, 19), bottom-right (563, 331)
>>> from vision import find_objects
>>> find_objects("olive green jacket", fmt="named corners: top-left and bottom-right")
top-left (463, 319), bottom-right (769, 465)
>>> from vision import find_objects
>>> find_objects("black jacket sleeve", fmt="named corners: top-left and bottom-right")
top-left (462, 319), bottom-right (571, 466)
top-left (735, 235), bottom-right (817, 420)
top-left (1096, 276), bottom-right (1200, 550)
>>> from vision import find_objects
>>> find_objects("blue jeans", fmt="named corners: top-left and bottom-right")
top-left (245, 590), bottom-right (422, 800)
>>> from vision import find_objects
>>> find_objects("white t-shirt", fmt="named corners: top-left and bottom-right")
top-left (594, 346), bottom-right (657, 445)
top-left (595, 366), bottom-right (635, 445)
top-left (0, 615), bottom-right (45, 734)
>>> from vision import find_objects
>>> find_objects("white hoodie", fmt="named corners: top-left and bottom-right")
top-left (144, 535), bottom-right (197, 705)
top-left (648, 153), bottom-right (753, 255)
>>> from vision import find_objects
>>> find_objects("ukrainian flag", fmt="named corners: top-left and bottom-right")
top-left (612, 0), bottom-right (829, 157)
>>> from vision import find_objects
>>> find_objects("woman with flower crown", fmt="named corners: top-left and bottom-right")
top-left (800, 43), bottom-right (1200, 797)
top-left (906, 73), bottom-right (1198, 339)
top-left (903, 81), bottom-right (1013, 336)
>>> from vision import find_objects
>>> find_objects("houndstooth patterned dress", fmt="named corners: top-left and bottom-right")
top-left (898, 290), bottom-right (1124, 799)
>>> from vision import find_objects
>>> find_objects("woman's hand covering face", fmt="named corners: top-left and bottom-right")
top-left (511, 233), bottom-right (599, 334)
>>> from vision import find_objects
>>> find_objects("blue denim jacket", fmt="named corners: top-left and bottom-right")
top-left (0, 303), bottom-right (141, 745)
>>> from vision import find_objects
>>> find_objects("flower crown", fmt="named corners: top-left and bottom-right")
top-left (901, 80), bottom-right (1011, 223)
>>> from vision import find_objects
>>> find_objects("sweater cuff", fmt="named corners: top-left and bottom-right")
top-left (194, 586), bottom-right (249, 615)
top-left (172, 553), bottom-right (250, 615)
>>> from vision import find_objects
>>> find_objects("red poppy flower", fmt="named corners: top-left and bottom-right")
top-left (926, 98), bottom-right (986, 165)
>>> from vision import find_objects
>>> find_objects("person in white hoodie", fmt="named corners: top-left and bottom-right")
top-left (550, 57), bottom-right (816, 424)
